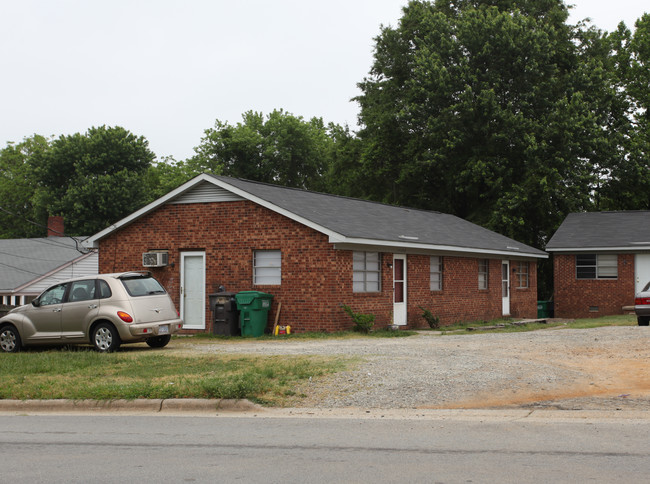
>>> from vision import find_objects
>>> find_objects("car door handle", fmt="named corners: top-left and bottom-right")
top-left (88, 304), bottom-right (98, 309)
top-left (52, 308), bottom-right (61, 313)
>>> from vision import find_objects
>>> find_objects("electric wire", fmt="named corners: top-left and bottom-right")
top-left (0, 206), bottom-right (91, 254)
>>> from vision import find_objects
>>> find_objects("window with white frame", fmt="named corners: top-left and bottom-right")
top-left (576, 254), bottom-right (617, 280)
top-left (430, 256), bottom-right (443, 291)
top-left (353, 251), bottom-right (381, 292)
top-left (253, 250), bottom-right (281, 285)
top-left (478, 259), bottom-right (489, 290)
top-left (515, 261), bottom-right (529, 288)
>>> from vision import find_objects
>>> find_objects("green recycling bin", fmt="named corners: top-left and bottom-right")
top-left (235, 291), bottom-right (274, 337)
top-left (537, 300), bottom-right (550, 318)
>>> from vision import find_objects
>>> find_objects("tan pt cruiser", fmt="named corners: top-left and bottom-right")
top-left (0, 272), bottom-right (183, 353)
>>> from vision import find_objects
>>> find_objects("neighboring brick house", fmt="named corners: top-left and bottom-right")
top-left (84, 174), bottom-right (547, 333)
top-left (546, 211), bottom-right (650, 319)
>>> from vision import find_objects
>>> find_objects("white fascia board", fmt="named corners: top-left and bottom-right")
top-left (546, 246), bottom-right (650, 253)
top-left (331, 236), bottom-right (548, 259)
top-left (83, 174), bottom-right (219, 248)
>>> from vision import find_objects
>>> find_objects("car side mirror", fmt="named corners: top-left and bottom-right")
top-left (31, 299), bottom-right (40, 307)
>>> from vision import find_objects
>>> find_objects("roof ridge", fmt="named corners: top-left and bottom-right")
top-left (210, 174), bottom-right (444, 215)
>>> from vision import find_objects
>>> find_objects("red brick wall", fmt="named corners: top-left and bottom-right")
top-left (407, 256), bottom-right (537, 327)
top-left (98, 200), bottom-right (539, 332)
top-left (510, 261), bottom-right (538, 320)
top-left (553, 253), bottom-right (635, 318)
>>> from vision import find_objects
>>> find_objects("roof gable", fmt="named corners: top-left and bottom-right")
top-left (85, 174), bottom-right (547, 259)
top-left (547, 211), bottom-right (650, 252)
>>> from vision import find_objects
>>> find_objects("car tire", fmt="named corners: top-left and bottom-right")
top-left (0, 324), bottom-right (21, 353)
top-left (92, 323), bottom-right (121, 352)
top-left (145, 334), bottom-right (172, 348)
top-left (637, 317), bottom-right (650, 326)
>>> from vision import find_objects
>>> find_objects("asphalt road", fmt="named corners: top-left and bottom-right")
top-left (2, 412), bottom-right (649, 483)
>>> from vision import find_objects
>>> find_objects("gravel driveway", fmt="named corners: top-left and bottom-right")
top-left (185, 326), bottom-right (650, 411)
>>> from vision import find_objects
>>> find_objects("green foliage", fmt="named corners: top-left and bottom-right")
top-left (145, 156), bottom-right (195, 199)
top-left (30, 125), bottom-right (156, 235)
top-left (419, 306), bottom-right (440, 329)
top-left (597, 14), bottom-right (650, 210)
top-left (189, 110), bottom-right (347, 192)
top-left (341, 304), bottom-right (375, 333)
top-left (0, 135), bottom-right (51, 238)
top-left (354, 0), bottom-right (607, 251)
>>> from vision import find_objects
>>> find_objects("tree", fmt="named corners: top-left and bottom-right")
top-left (189, 110), bottom-right (339, 191)
top-left (0, 135), bottom-right (51, 238)
top-left (598, 15), bottom-right (650, 210)
top-left (145, 156), bottom-right (195, 200)
top-left (31, 126), bottom-right (156, 235)
top-left (353, 0), bottom-right (616, 251)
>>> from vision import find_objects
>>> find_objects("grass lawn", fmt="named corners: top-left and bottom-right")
top-left (0, 347), bottom-right (348, 405)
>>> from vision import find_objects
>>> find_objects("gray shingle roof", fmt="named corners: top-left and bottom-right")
top-left (0, 237), bottom-right (86, 291)
top-left (546, 211), bottom-right (650, 251)
top-left (213, 176), bottom-right (546, 258)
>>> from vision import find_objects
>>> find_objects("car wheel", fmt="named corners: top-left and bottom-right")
top-left (146, 334), bottom-right (171, 348)
top-left (638, 316), bottom-right (650, 326)
top-left (0, 325), bottom-right (21, 353)
top-left (92, 323), bottom-right (121, 352)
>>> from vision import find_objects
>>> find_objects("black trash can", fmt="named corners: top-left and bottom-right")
top-left (209, 291), bottom-right (240, 336)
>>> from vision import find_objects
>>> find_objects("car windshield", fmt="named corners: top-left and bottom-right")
top-left (121, 276), bottom-right (167, 297)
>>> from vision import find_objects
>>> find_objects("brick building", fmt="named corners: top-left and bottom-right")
top-left (546, 211), bottom-right (650, 319)
top-left (85, 174), bottom-right (546, 333)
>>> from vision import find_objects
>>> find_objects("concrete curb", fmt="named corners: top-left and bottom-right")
top-left (0, 398), bottom-right (264, 415)
top-left (1, 399), bottom-right (650, 422)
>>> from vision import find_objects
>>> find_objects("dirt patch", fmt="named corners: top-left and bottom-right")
top-left (428, 331), bottom-right (650, 410)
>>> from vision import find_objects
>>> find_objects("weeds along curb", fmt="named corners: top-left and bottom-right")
top-left (0, 398), bottom-right (264, 414)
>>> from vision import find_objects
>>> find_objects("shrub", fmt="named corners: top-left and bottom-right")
top-left (341, 304), bottom-right (375, 334)
top-left (419, 306), bottom-right (440, 329)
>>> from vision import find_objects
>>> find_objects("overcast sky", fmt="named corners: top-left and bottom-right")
top-left (1, 1), bottom-right (647, 162)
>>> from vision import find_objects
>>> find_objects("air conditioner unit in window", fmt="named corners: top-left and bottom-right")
top-left (142, 252), bottom-right (169, 268)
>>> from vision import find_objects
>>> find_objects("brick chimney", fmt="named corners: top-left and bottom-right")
top-left (47, 216), bottom-right (64, 237)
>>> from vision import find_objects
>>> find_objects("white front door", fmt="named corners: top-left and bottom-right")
top-left (180, 252), bottom-right (206, 329)
top-left (502, 260), bottom-right (510, 316)
top-left (393, 254), bottom-right (407, 325)
top-left (635, 254), bottom-right (650, 294)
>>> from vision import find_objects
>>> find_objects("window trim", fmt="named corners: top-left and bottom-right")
top-left (253, 250), bottom-right (282, 286)
top-left (353, 251), bottom-right (381, 293)
top-left (430, 256), bottom-right (443, 291)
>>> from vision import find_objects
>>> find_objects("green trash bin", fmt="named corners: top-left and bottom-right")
top-left (537, 300), bottom-right (550, 318)
top-left (235, 291), bottom-right (274, 337)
